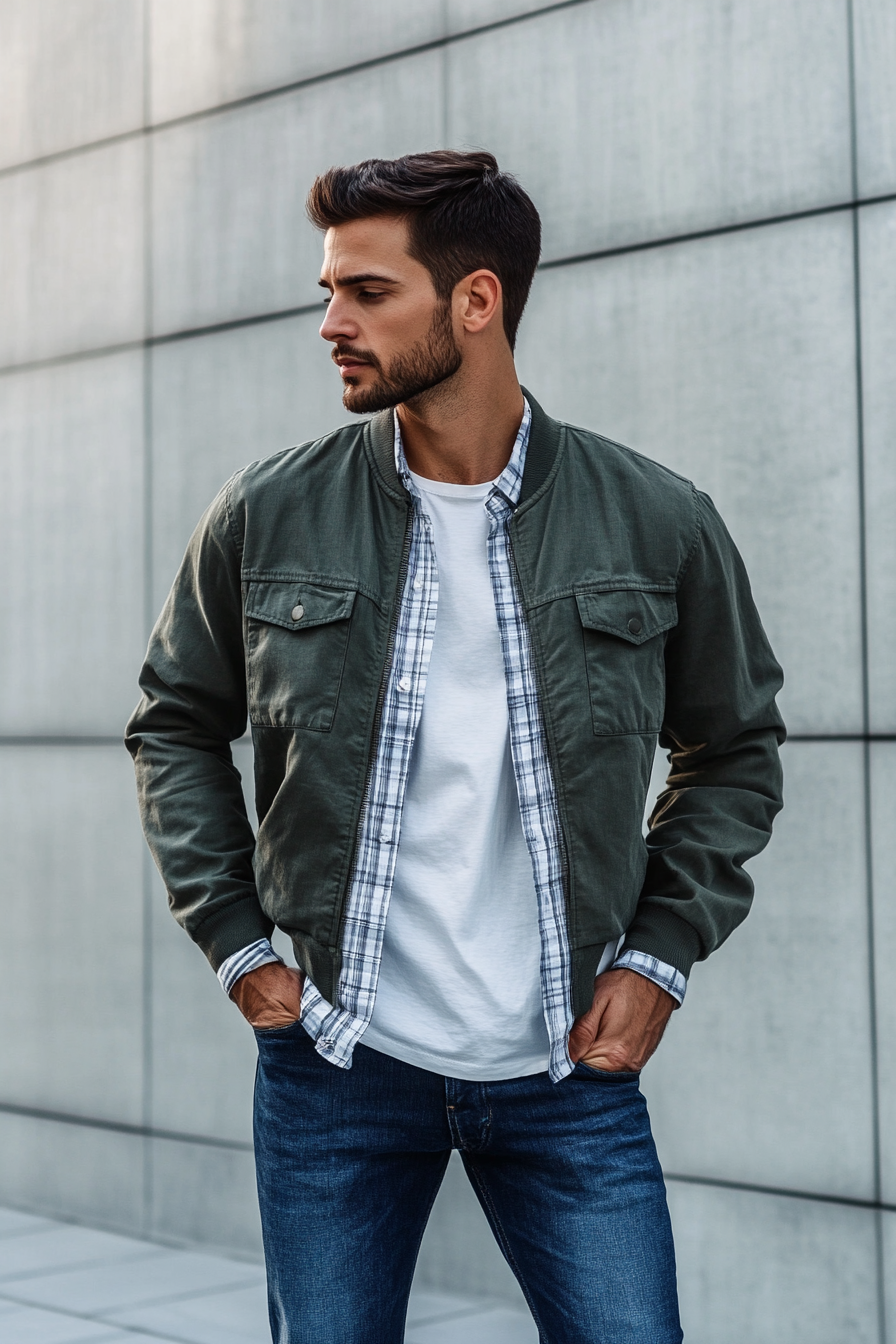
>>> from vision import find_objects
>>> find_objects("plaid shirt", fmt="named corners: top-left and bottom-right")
top-left (220, 403), bottom-right (685, 1080)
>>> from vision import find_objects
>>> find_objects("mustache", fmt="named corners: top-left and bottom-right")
top-left (331, 344), bottom-right (383, 372)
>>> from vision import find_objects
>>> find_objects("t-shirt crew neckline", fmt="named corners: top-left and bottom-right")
top-left (408, 470), bottom-right (496, 500)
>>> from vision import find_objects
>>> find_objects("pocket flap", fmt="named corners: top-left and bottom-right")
top-left (575, 589), bottom-right (677, 645)
top-left (245, 580), bottom-right (356, 631)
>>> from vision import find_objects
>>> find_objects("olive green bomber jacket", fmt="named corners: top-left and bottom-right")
top-left (125, 392), bottom-right (785, 1018)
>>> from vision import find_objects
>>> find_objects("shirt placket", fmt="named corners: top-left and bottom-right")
top-left (485, 485), bottom-right (575, 1082)
top-left (300, 475), bottom-right (439, 1065)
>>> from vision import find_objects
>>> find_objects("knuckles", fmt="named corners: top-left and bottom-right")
top-left (597, 1043), bottom-right (638, 1072)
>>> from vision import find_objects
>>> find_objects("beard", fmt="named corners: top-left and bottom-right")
top-left (335, 301), bottom-right (462, 415)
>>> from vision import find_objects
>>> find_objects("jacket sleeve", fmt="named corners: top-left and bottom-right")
top-left (624, 489), bottom-right (785, 979)
top-left (125, 476), bottom-right (274, 972)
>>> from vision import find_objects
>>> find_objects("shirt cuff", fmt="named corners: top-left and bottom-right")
top-left (612, 949), bottom-right (686, 1005)
top-left (217, 938), bottom-right (283, 997)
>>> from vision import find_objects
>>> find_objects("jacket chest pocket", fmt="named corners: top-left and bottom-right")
top-left (245, 580), bottom-right (357, 731)
top-left (575, 589), bottom-right (677, 736)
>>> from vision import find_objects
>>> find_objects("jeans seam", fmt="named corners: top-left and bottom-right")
top-left (464, 1158), bottom-right (551, 1344)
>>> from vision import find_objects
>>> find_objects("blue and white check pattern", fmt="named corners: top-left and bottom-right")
top-left (219, 402), bottom-right (685, 1076)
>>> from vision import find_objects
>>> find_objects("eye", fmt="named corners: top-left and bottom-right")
top-left (359, 289), bottom-right (385, 302)
top-left (321, 296), bottom-right (331, 306)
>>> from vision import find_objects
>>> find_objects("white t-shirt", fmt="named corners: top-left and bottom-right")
top-left (364, 471), bottom-right (616, 1079)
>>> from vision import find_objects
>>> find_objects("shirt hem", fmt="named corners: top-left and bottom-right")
top-left (360, 1031), bottom-right (550, 1081)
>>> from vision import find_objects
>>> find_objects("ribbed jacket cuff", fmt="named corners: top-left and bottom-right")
top-left (192, 899), bottom-right (275, 974)
top-left (621, 907), bottom-right (703, 980)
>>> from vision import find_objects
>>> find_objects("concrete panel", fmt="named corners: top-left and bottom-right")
top-left (151, 51), bottom-right (443, 336)
top-left (0, 1112), bottom-right (143, 1237)
top-left (149, 1137), bottom-right (262, 1259)
top-left (149, 0), bottom-right (445, 124)
top-left (516, 213), bottom-right (862, 734)
top-left (643, 742), bottom-right (874, 1200)
top-left (150, 312), bottom-right (348, 610)
top-left (0, 139), bottom-right (144, 367)
top-left (150, 734), bottom-right (294, 1145)
top-left (0, 747), bottom-right (144, 1125)
top-left (0, 351), bottom-right (145, 736)
top-left (415, 1152), bottom-right (527, 1308)
top-left (859, 202), bottom-right (896, 733)
top-left (448, 0), bottom-right (851, 262)
top-left (871, 743), bottom-right (896, 1204)
top-left (667, 1181), bottom-right (880, 1344)
top-left (150, 871), bottom-right (258, 1145)
top-left (854, 0), bottom-right (896, 197)
top-left (0, 0), bottom-right (143, 170)
top-left (885, 1211), bottom-right (896, 1344)
top-left (447, 1), bottom-right (572, 30)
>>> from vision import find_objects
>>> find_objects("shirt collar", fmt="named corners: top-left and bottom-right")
top-left (393, 398), bottom-right (532, 508)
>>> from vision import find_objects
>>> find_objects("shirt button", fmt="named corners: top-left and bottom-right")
top-left (397, 676), bottom-right (412, 692)
top-left (413, 577), bottom-right (423, 591)
top-left (627, 617), bottom-right (642, 635)
top-left (291, 604), bottom-right (305, 622)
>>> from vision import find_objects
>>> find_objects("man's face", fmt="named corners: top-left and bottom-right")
top-left (318, 215), bottom-right (461, 414)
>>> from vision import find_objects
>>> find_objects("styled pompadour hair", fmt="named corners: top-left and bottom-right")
top-left (306, 150), bottom-right (541, 349)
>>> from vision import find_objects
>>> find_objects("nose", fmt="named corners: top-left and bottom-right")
top-left (319, 293), bottom-right (357, 344)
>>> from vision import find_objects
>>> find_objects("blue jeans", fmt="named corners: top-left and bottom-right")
top-left (254, 1022), bottom-right (682, 1344)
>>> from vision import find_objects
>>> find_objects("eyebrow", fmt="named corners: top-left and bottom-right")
top-left (318, 272), bottom-right (400, 290)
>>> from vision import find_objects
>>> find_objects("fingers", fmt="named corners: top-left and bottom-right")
top-left (231, 963), bottom-right (305, 1028)
top-left (570, 968), bottom-right (675, 1072)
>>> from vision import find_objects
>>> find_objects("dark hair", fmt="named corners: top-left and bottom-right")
top-left (306, 150), bottom-right (541, 349)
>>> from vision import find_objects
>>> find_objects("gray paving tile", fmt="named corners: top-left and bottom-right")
top-left (107, 1279), bottom-right (269, 1344)
top-left (0, 1301), bottom-right (129, 1343)
top-left (405, 1306), bottom-right (538, 1343)
top-left (0, 1208), bottom-right (529, 1343)
top-left (0, 1226), bottom-right (157, 1282)
top-left (0, 1210), bottom-right (55, 1239)
top-left (7, 1249), bottom-right (262, 1314)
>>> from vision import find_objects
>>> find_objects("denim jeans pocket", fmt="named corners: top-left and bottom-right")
top-left (575, 1060), bottom-right (641, 1080)
top-left (253, 1017), bottom-right (303, 1038)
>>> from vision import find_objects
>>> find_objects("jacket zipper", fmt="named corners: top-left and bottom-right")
top-left (335, 499), bottom-right (415, 956)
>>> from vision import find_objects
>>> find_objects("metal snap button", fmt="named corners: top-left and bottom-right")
top-left (627, 617), bottom-right (642, 635)
top-left (291, 604), bottom-right (305, 622)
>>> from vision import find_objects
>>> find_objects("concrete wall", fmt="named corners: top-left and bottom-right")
top-left (0, 2), bottom-right (893, 1339)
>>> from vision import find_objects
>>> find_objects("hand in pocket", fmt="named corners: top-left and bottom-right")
top-left (231, 962), bottom-right (305, 1029)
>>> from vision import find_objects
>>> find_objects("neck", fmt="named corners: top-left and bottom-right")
top-left (395, 348), bottom-right (525, 484)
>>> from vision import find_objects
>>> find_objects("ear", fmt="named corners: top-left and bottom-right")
top-left (456, 270), bottom-right (503, 336)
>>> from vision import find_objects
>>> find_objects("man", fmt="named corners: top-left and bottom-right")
top-left (127, 150), bottom-right (784, 1343)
